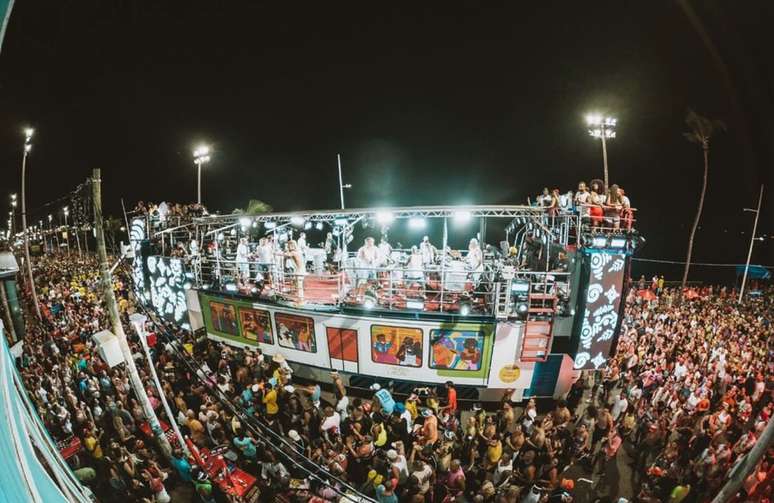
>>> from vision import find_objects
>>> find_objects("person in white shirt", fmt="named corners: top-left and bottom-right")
top-left (574, 181), bottom-right (590, 217)
top-left (297, 232), bottom-right (308, 256)
top-left (257, 237), bottom-right (274, 278)
top-left (419, 236), bottom-right (436, 266)
top-left (378, 238), bottom-right (393, 265)
top-left (406, 246), bottom-right (425, 284)
top-left (157, 201), bottom-right (169, 224)
top-left (236, 237), bottom-right (251, 282)
top-left (611, 391), bottom-right (628, 422)
top-left (465, 238), bottom-right (484, 284)
top-left (357, 237), bottom-right (380, 283)
top-left (321, 406), bottom-right (341, 435)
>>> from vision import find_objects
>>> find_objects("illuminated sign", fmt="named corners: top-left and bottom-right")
top-left (573, 252), bottom-right (626, 370)
top-left (129, 217), bottom-right (150, 304)
top-left (147, 255), bottom-right (189, 326)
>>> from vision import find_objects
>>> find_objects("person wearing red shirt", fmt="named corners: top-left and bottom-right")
top-left (442, 381), bottom-right (457, 416)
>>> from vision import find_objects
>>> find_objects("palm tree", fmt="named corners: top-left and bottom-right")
top-left (232, 199), bottom-right (273, 216)
top-left (681, 109), bottom-right (725, 290)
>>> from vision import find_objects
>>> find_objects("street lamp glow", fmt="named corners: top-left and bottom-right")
top-left (63, 206), bottom-right (69, 216)
top-left (585, 112), bottom-right (617, 187)
top-left (10, 193), bottom-right (17, 201)
top-left (193, 144), bottom-right (212, 205)
top-left (24, 128), bottom-right (34, 139)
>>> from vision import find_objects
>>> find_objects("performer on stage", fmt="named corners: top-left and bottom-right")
top-left (466, 238), bottom-right (484, 284)
top-left (419, 236), bottom-right (437, 266)
top-left (357, 237), bottom-right (381, 283)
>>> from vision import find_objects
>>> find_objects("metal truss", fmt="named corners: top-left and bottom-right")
top-left (193, 205), bottom-right (548, 225)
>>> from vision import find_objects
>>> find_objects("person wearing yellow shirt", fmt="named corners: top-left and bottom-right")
top-left (263, 384), bottom-right (279, 416)
top-left (83, 428), bottom-right (103, 460)
top-left (486, 438), bottom-right (502, 469)
top-left (405, 394), bottom-right (419, 421)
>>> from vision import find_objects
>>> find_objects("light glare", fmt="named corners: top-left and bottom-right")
top-left (408, 217), bottom-right (426, 229)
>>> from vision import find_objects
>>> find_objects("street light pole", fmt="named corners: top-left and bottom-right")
top-left (337, 153), bottom-right (352, 210)
top-left (585, 114), bottom-right (617, 188)
top-left (193, 145), bottom-right (211, 206)
top-left (738, 185), bottom-right (764, 303)
top-left (21, 128), bottom-right (41, 319)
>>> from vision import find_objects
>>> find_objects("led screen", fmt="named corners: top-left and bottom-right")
top-left (573, 252), bottom-right (626, 370)
top-left (147, 255), bottom-right (190, 327)
top-left (130, 217), bottom-right (150, 304)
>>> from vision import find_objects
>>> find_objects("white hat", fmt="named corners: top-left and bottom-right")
top-left (386, 449), bottom-right (398, 460)
top-left (370, 383), bottom-right (381, 391)
top-left (284, 385), bottom-right (296, 393)
top-left (288, 430), bottom-right (301, 441)
top-left (251, 384), bottom-right (260, 393)
top-left (527, 408), bottom-right (537, 419)
top-left (272, 353), bottom-right (286, 363)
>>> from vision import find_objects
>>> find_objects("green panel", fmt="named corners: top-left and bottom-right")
top-left (433, 322), bottom-right (494, 380)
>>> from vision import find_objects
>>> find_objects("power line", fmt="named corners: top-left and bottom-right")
top-left (632, 257), bottom-right (773, 268)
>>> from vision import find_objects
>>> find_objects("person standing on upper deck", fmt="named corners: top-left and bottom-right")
top-left (466, 238), bottom-right (484, 284)
top-left (236, 237), bottom-right (251, 282)
top-left (419, 236), bottom-right (436, 266)
top-left (574, 181), bottom-right (590, 219)
top-left (357, 237), bottom-right (380, 282)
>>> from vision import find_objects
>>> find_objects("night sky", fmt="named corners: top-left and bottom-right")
top-left (0, 1), bottom-right (771, 281)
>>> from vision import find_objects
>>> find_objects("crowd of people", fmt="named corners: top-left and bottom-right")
top-left (9, 250), bottom-right (773, 503)
top-left (133, 201), bottom-right (209, 228)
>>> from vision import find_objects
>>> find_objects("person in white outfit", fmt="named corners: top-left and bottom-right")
top-left (419, 236), bottom-right (436, 266)
top-left (236, 237), bottom-right (251, 282)
top-left (466, 238), bottom-right (484, 285)
top-left (357, 237), bottom-right (381, 284)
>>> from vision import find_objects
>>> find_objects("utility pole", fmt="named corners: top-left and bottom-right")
top-left (711, 416), bottom-right (774, 502)
top-left (129, 313), bottom-right (189, 457)
top-left (337, 153), bottom-right (352, 209)
top-left (738, 185), bottom-right (764, 303)
top-left (21, 129), bottom-right (41, 319)
top-left (92, 168), bottom-right (172, 458)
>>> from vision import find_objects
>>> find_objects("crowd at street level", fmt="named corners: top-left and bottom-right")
top-left (12, 251), bottom-right (774, 503)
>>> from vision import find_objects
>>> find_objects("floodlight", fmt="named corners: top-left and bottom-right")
top-left (315, 222), bottom-right (324, 231)
top-left (408, 217), bottom-right (426, 230)
top-left (376, 211), bottom-right (394, 225)
top-left (239, 217), bottom-right (251, 228)
top-left (290, 216), bottom-right (305, 226)
top-left (334, 218), bottom-right (348, 226)
top-left (454, 210), bottom-right (472, 223)
top-left (304, 221), bottom-right (312, 230)
top-left (264, 221), bottom-right (277, 229)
